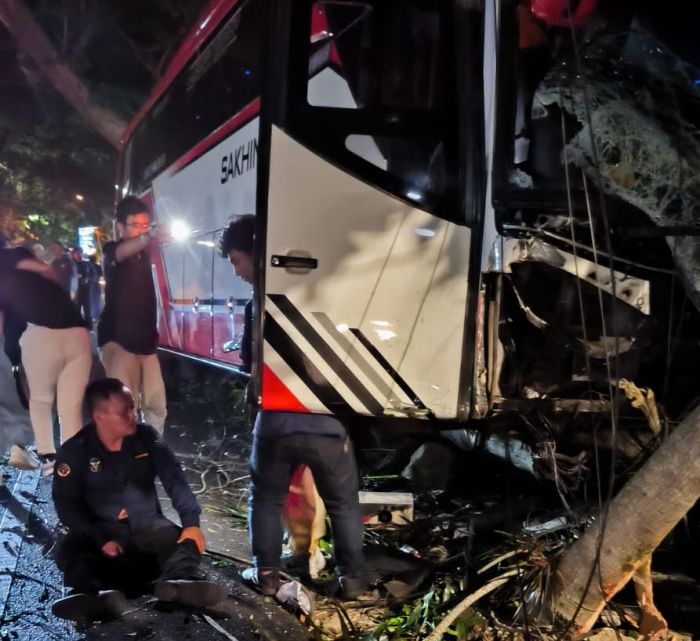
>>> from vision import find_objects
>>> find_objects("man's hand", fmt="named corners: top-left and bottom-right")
top-left (101, 541), bottom-right (123, 558)
top-left (178, 526), bottom-right (206, 554)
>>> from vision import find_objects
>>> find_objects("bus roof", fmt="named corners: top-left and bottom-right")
top-left (119, 0), bottom-right (241, 149)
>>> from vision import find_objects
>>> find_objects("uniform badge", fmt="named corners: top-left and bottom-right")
top-left (56, 463), bottom-right (71, 478)
top-left (89, 457), bottom-right (101, 473)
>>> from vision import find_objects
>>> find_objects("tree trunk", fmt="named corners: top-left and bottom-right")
top-left (552, 404), bottom-right (700, 636)
top-left (0, 0), bottom-right (127, 148)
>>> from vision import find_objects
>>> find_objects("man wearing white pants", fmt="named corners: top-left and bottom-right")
top-left (0, 244), bottom-right (91, 475)
top-left (20, 324), bottom-right (92, 455)
top-left (97, 197), bottom-right (167, 431)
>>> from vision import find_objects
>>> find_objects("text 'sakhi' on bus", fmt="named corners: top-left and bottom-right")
top-left (117, 0), bottom-right (700, 449)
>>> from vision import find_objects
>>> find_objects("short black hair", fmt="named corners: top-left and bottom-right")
top-left (85, 377), bottom-right (129, 416)
top-left (116, 196), bottom-right (150, 224)
top-left (219, 214), bottom-right (255, 258)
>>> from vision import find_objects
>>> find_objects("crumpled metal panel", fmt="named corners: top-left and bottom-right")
top-left (500, 237), bottom-right (651, 315)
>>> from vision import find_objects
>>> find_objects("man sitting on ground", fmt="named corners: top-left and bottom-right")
top-left (51, 378), bottom-right (227, 623)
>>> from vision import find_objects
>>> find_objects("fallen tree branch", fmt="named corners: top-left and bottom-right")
top-left (424, 571), bottom-right (516, 641)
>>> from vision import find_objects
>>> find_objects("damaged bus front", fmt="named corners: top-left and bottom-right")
top-left (117, 0), bottom-right (700, 482)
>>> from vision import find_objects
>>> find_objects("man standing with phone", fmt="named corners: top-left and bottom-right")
top-left (98, 196), bottom-right (167, 432)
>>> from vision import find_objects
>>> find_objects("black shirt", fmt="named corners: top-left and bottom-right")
top-left (98, 240), bottom-right (158, 355)
top-left (0, 247), bottom-right (86, 329)
top-left (53, 423), bottom-right (201, 547)
top-left (241, 299), bottom-right (253, 374)
top-left (51, 253), bottom-right (75, 294)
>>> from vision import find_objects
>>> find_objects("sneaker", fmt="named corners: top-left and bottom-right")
top-left (275, 580), bottom-right (315, 619)
top-left (154, 579), bottom-right (228, 609)
top-left (52, 590), bottom-right (128, 623)
top-left (9, 445), bottom-right (39, 471)
top-left (240, 567), bottom-right (280, 597)
top-left (337, 575), bottom-right (367, 600)
top-left (38, 454), bottom-right (55, 477)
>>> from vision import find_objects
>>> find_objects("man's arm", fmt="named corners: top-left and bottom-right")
top-left (113, 228), bottom-right (171, 263)
top-left (52, 448), bottom-right (112, 548)
top-left (15, 256), bottom-right (59, 283)
top-left (149, 431), bottom-right (202, 528)
top-left (113, 233), bottom-right (152, 263)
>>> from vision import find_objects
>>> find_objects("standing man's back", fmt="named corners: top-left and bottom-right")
top-left (97, 196), bottom-right (166, 431)
top-left (49, 241), bottom-right (76, 297)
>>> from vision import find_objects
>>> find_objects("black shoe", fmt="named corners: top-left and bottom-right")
top-left (337, 575), bottom-right (367, 600)
top-left (154, 579), bottom-right (228, 609)
top-left (240, 567), bottom-right (280, 597)
top-left (52, 590), bottom-right (127, 623)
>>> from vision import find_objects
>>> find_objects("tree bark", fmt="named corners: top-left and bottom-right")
top-left (552, 404), bottom-right (700, 636)
top-left (0, 0), bottom-right (127, 148)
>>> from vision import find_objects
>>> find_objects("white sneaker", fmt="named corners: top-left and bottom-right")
top-left (9, 445), bottom-right (40, 471)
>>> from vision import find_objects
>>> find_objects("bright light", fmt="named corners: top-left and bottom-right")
top-left (406, 190), bottom-right (423, 202)
top-left (375, 329), bottom-right (396, 341)
top-left (415, 227), bottom-right (436, 238)
top-left (371, 320), bottom-right (392, 327)
top-left (197, 240), bottom-right (215, 248)
top-left (170, 219), bottom-right (191, 242)
top-left (75, 193), bottom-right (84, 202)
top-left (336, 323), bottom-right (350, 333)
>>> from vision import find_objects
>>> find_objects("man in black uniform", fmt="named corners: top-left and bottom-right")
top-left (49, 241), bottom-right (76, 296)
top-left (219, 216), bottom-right (365, 599)
top-left (52, 378), bottom-right (227, 623)
top-left (72, 247), bottom-right (96, 326)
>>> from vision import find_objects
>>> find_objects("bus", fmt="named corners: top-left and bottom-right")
top-left (117, 0), bottom-right (700, 444)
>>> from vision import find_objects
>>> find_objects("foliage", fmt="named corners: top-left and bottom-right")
top-left (368, 576), bottom-right (488, 641)
top-left (0, 0), bottom-right (209, 243)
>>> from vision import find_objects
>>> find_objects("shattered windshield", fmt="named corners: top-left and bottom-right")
top-left (501, 0), bottom-right (700, 306)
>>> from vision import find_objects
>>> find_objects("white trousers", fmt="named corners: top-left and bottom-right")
top-left (100, 341), bottom-right (167, 432)
top-left (20, 324), bottom-right (92, 455)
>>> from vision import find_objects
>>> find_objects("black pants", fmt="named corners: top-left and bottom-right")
top-left (56, 518), bottom-right (203, 596)
top-left (249, 432), bottom-right (364, 578)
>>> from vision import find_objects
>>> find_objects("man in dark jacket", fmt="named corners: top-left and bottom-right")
top-left (219, 216), bottom-right (365, 599)
top-left (51, 378), bottom-right (227, 623)
top-left (49, 241), bottom-right (76, 296)
top-left (72, 247), bottom-right (96, 326)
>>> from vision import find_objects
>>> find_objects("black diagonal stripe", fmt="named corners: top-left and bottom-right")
top-left (350, 328), bottom-right (429, 411)
top-left (264, 312), bottom-right (354, 415)
top-left (269, 295), bottom-right (384, 416)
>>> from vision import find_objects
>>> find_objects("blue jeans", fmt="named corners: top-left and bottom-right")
top-left (249, 432), bottom-right (364, 578)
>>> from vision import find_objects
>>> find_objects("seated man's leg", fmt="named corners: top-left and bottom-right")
top-left (130, 518), bottom-right (227, 608)
top-left (128, 518), bottom-right (199, 579)
top-left (52, 533), bottom-right (128, 622)
top-left (56, 532), bottom-right (106, 594)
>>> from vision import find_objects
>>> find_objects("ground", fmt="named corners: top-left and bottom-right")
top-left (1, 347), bottom-right (699, 640)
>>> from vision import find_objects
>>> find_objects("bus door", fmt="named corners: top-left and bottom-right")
top-left (260, 0), bottom-right (483, 420)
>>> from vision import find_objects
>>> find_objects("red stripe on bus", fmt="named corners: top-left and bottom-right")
top-left (261, 363), bottom-right (309, 413)
top-left (166, 98), bottom-right (260, 176)
top-left (120, 0), bottom-right (241, 148)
